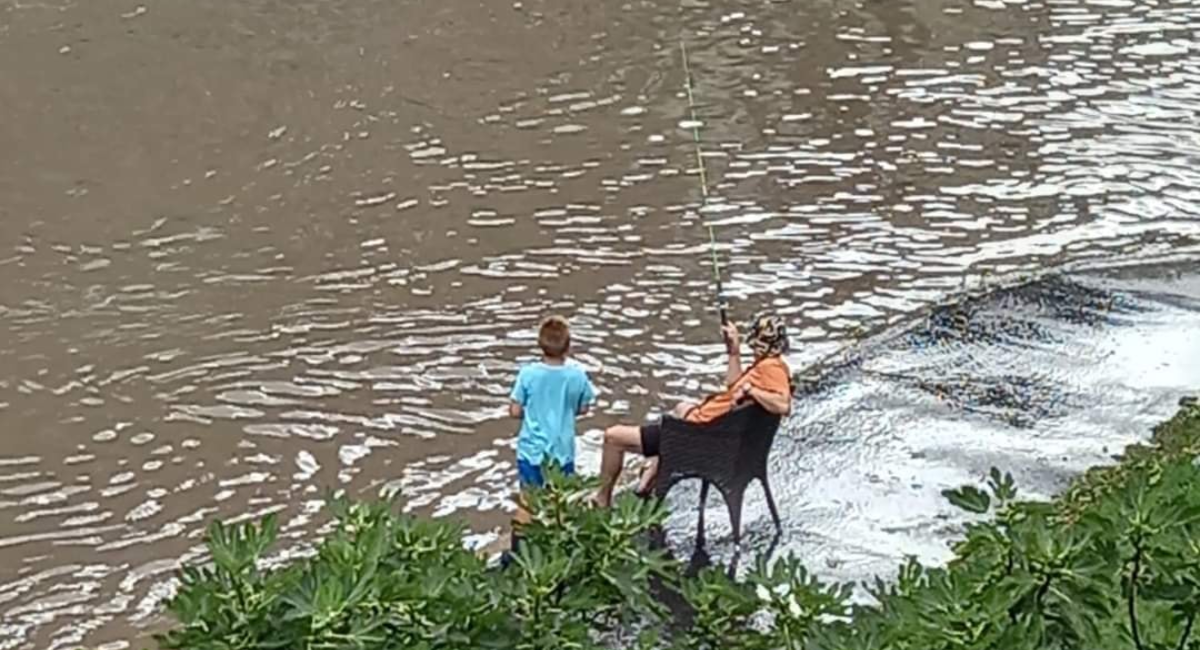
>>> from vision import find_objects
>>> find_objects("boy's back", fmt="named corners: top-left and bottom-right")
top-left (508, 315), bottom-right (596, 488)
top-left (511, 361), bottom-right (595, 470)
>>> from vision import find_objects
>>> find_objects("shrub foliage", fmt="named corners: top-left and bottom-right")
top-left (159, 398), bottom-right (1200, 650)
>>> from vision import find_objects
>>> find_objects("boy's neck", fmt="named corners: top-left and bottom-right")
top-left (542, 355), bottom-right (566, 366)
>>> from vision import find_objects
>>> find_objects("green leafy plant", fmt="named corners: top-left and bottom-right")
top-left (158, 397), bottom-right (1200, 650)
top-left (747, 554), bottom-right (849, 650)
top-left (679, 566), bottom-right (769, 650)
top-left (942, 484), bottom-right (991, 514)
top-left (158, 471), bottom-right (674, 650)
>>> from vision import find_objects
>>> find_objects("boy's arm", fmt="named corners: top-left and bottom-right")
top-left (577, 372), bottom-right (597, 416)
top-left (509, 369), bottom-right (526, 419)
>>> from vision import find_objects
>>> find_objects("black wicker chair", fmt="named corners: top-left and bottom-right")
top-left (652, 402), bottom-right (784, 549)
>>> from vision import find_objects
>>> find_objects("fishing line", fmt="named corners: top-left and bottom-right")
top-left (679, 37), bottom-right (729, 328)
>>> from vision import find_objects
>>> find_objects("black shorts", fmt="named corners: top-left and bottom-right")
top-left (639, 420), bottom-right (663, 457)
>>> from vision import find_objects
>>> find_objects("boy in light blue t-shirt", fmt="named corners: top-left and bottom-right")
top-left (508, 315), bottom-right (596, 489)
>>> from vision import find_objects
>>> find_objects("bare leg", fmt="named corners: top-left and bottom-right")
top-left (513, 491), bottom-right (533, 527)
top-left (636, 457), bottom-right (660, 494)
top-left (632, 403), bottom-right (696, 495)
top-left (595, 424), bottom-right (644, 507)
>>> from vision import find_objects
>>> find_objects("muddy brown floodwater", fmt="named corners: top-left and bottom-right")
top-left (2, 0), bottom-right (1200, 647)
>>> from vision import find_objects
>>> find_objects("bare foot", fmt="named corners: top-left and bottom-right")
top-left (635, 458), bottom-right (659, 495)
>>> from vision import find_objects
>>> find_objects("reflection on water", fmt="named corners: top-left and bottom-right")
top-left (1, 0), bottom-right (1200, 646)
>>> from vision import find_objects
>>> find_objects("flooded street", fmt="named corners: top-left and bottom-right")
top-left (2, 0), bottom-right (1200, 647)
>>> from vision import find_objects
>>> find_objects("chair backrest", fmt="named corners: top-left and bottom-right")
top-left (730, 404), bottom-right (783, 475)
top-left (657, 403), bottom-right (783, 494)
top-left (665, 401), bottom-right (780, 436)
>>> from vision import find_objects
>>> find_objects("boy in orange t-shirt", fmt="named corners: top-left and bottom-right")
top-left (593, 313), bottom-right (792, 507)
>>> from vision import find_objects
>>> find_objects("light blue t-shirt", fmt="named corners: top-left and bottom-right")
top-left (510, 361), bottom-right (597, 467)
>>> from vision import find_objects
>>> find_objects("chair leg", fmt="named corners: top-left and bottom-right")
top-left (726, 488), bottom-right (745, 550)
top-left (696, 480), bottom-right (710, 550)
top-left (761, 477), bottom-right (783, 536)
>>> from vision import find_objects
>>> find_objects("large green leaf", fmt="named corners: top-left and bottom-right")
top-left (943, 484), bottom-right (992, 514)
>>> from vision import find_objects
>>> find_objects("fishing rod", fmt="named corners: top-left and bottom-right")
top-left (680, 37), bottom-right (732, 345)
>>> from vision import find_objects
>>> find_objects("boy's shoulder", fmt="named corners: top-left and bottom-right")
top-left (563, 358), bottom-right (589, 371)
top-left (518, 360), bottom-right (591, 381)
top-left (563, 359), bottom-right (593, 381)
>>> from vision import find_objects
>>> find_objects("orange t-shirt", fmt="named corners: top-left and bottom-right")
top-left (684, 356), bottom-right (791, 424)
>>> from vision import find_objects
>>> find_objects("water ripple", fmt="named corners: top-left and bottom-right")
top-left (1, 0), bottom-right (1200, 646)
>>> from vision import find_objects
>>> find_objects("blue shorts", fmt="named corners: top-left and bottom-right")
top-left (517, 459), bottom-right (575, 488)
